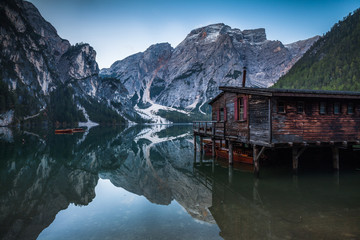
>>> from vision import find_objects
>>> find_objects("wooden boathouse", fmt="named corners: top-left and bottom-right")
top-left (193, 86), bottom-right (360, 175)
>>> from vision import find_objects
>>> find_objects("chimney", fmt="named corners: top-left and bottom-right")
top-left (242, 67), bottom-right (247, 87)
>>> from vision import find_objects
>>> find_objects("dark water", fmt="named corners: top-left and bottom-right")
top-left (0, 125), bottom-right (360, 240)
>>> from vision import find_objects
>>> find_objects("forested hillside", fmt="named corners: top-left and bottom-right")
top-left (273, 9), bottom-right (360, 91)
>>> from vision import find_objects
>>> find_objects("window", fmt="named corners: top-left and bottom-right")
top-left (297, 102), bottom-right (304, 114)
top-left (348, 103), bottom-right (354, 114)
top-left (234, 97), bottom-right (247, 121)
top-left (278, 102), bottom-right (285, 113)
top-left (238, 98), bottom-right (244, 120)
top-left (334, 102), bottom-right (340, 114)
top-left (305, 103), bottom-right (312, 115)
top-left (320, 102), bottom-right (326, 114)
top-left (220, 108), bottom-right (224, 121)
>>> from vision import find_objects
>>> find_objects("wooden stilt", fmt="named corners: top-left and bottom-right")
top-left (228, 165), bottom-right (233, 184)
top-left (220, 140), bottom-right (223, 148)
top-left (292, 147), bottom-right (306, 174)
top-left (229, 141), bottom-right (233, 165)
top-left (200, 136), bottom-right (203, 154)
top-left (332, 146), bottom-right (339, 170)
top-left (212, 158), bottom-right (215, 174)
top-left (253, 145), bottom-right (265, 178)
top-left (193, 149), bottom-right (197, 166)
top-left (212, 138), bottom-right (215, 158)
top-left (292, 147), bottom-right (299, 173)
top-left (193, 135), bottom-right (197, 152)
top-left (253, 145), bottom-right (260, 177)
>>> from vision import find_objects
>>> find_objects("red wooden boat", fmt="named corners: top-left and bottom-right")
top-left (72, 128), bottom-right (85, 133)
top-left (55, 129), bottom-right (73, 134)
top-left (55, 128), bottom-right (85, 134)
top-left (215, 148), bottom-right (253, 165)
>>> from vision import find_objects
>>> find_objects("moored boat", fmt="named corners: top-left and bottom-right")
top-left (72, 128), bottom-right (85, 133)
top-left (215, 148), bottom-right (253, 165)
top-left (55, 129), bottom-right (73, 134)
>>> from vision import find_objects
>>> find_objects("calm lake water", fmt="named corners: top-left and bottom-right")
top-left (0, 125), bottom-right (360, 240)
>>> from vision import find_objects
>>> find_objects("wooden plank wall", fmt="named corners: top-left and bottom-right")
top-left (272, 97), bottom-right (360, 143)
top-left (249, 96), bottom-right (270, 144)
top-left (211, 92), bottom-right (249, 142)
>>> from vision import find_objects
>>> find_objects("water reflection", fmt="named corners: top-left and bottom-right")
top-left (0, 125), bottom-right (359, 239)
top-left (194, 162), bottom-right (360, 240)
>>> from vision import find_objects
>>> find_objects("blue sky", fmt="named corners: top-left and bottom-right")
top-left (28, 0), bottom-right (359, 69)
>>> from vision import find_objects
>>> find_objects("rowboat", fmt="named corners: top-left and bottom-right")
top-left (55, 128), bottom-right (85, 134)
top-left (55, 129), bottom-right (73, 134)
top-left (72, 128), bottom-right (85, 133)
top-left (215, 148), bottom-right (253, 165)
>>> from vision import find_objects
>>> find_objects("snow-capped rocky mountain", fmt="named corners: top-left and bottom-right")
top-left (0, 0), bottom-right (318, 125)
top-left (101, 24), bottom-right (319, 121)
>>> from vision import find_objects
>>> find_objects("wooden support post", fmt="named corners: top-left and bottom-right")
top-left (193, 135), bottom-right (197, 152)
top-left (253, 145), bottom-right (260, 177)
top-left (253, 145), bottom-right (266, 178)
top-left (200, 136), bottom-right (203, 154)
top-left (220, 140), bottom-right (223, 148)
top-left (229, 142), bottom-right (233, 165)
top-left (292, 147), bottom-right (299, 173)
top-left (212, 138), bottom-right (215, 158)
top-left (292, 147), bottom-right (306, 174)
top-left (228, 165), bottom-right (233, 184)
top-left (193, 149), bottom-right (197, 166)
top-left (212, 158), bottom-right (215, 174)
top-left (332, 146), bottom-right (339, 170)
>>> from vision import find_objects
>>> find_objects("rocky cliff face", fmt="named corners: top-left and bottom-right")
top-left (101, 24), bottom-right (319, 121)
top-left (0, 0), bottom-right (126, 125)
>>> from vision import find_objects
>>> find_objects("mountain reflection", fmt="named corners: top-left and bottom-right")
top-left (1, 125), bottom-right (360, 240)
top-left (0, 125), bottom-right (213, 240)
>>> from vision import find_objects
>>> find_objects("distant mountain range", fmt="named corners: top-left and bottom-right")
top-left (0, 0), bottom-right (322, 125)
top-left (100, 24), bottom-right (318, 123)
top-left (274, 9), bottom-right (360, 91)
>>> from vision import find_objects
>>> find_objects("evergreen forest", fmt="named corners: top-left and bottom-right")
top-left (273, 8), bottom-right (360, 91)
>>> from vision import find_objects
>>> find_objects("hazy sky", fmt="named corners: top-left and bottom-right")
top-left (28, 0), bottom-right (359, 69)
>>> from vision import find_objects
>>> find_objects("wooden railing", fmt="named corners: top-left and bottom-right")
top-left (193, 121), bottom-right (225, 137)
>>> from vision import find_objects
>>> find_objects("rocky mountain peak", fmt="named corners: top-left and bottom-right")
top-left (98, 23), bottom-right (319, 123)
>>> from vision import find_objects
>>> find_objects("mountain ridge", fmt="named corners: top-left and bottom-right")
top-left (100, 23), bottom-right (319, 122)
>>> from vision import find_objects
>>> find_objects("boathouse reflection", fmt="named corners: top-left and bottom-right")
top-left (193, 159), bottom-right (360, 239)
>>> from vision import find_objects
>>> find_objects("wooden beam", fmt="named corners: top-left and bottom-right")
top-left (200, 136), bottom-right (203, 154)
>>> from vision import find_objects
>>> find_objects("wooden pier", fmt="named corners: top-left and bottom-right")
top-left (193, 86), bottom-right (360, 176)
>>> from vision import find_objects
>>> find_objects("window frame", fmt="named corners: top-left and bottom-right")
top-left (347, 102), bottom-right (354, 115)
top-left (219, 108), bottom-right (224, 121)
top-left (297, 101), bottom-right (304, 114)
top-left (278, 101), bottom-right (285, 114)
top-left (238, 98), bottom-right (244, 121)
top-left (319, 102), bottom-right (327, 115)
top-left (333, 102), bottom-right (341, 115)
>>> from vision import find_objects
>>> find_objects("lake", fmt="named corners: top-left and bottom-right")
top-left (0, 125), bottom-right (360, 239)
